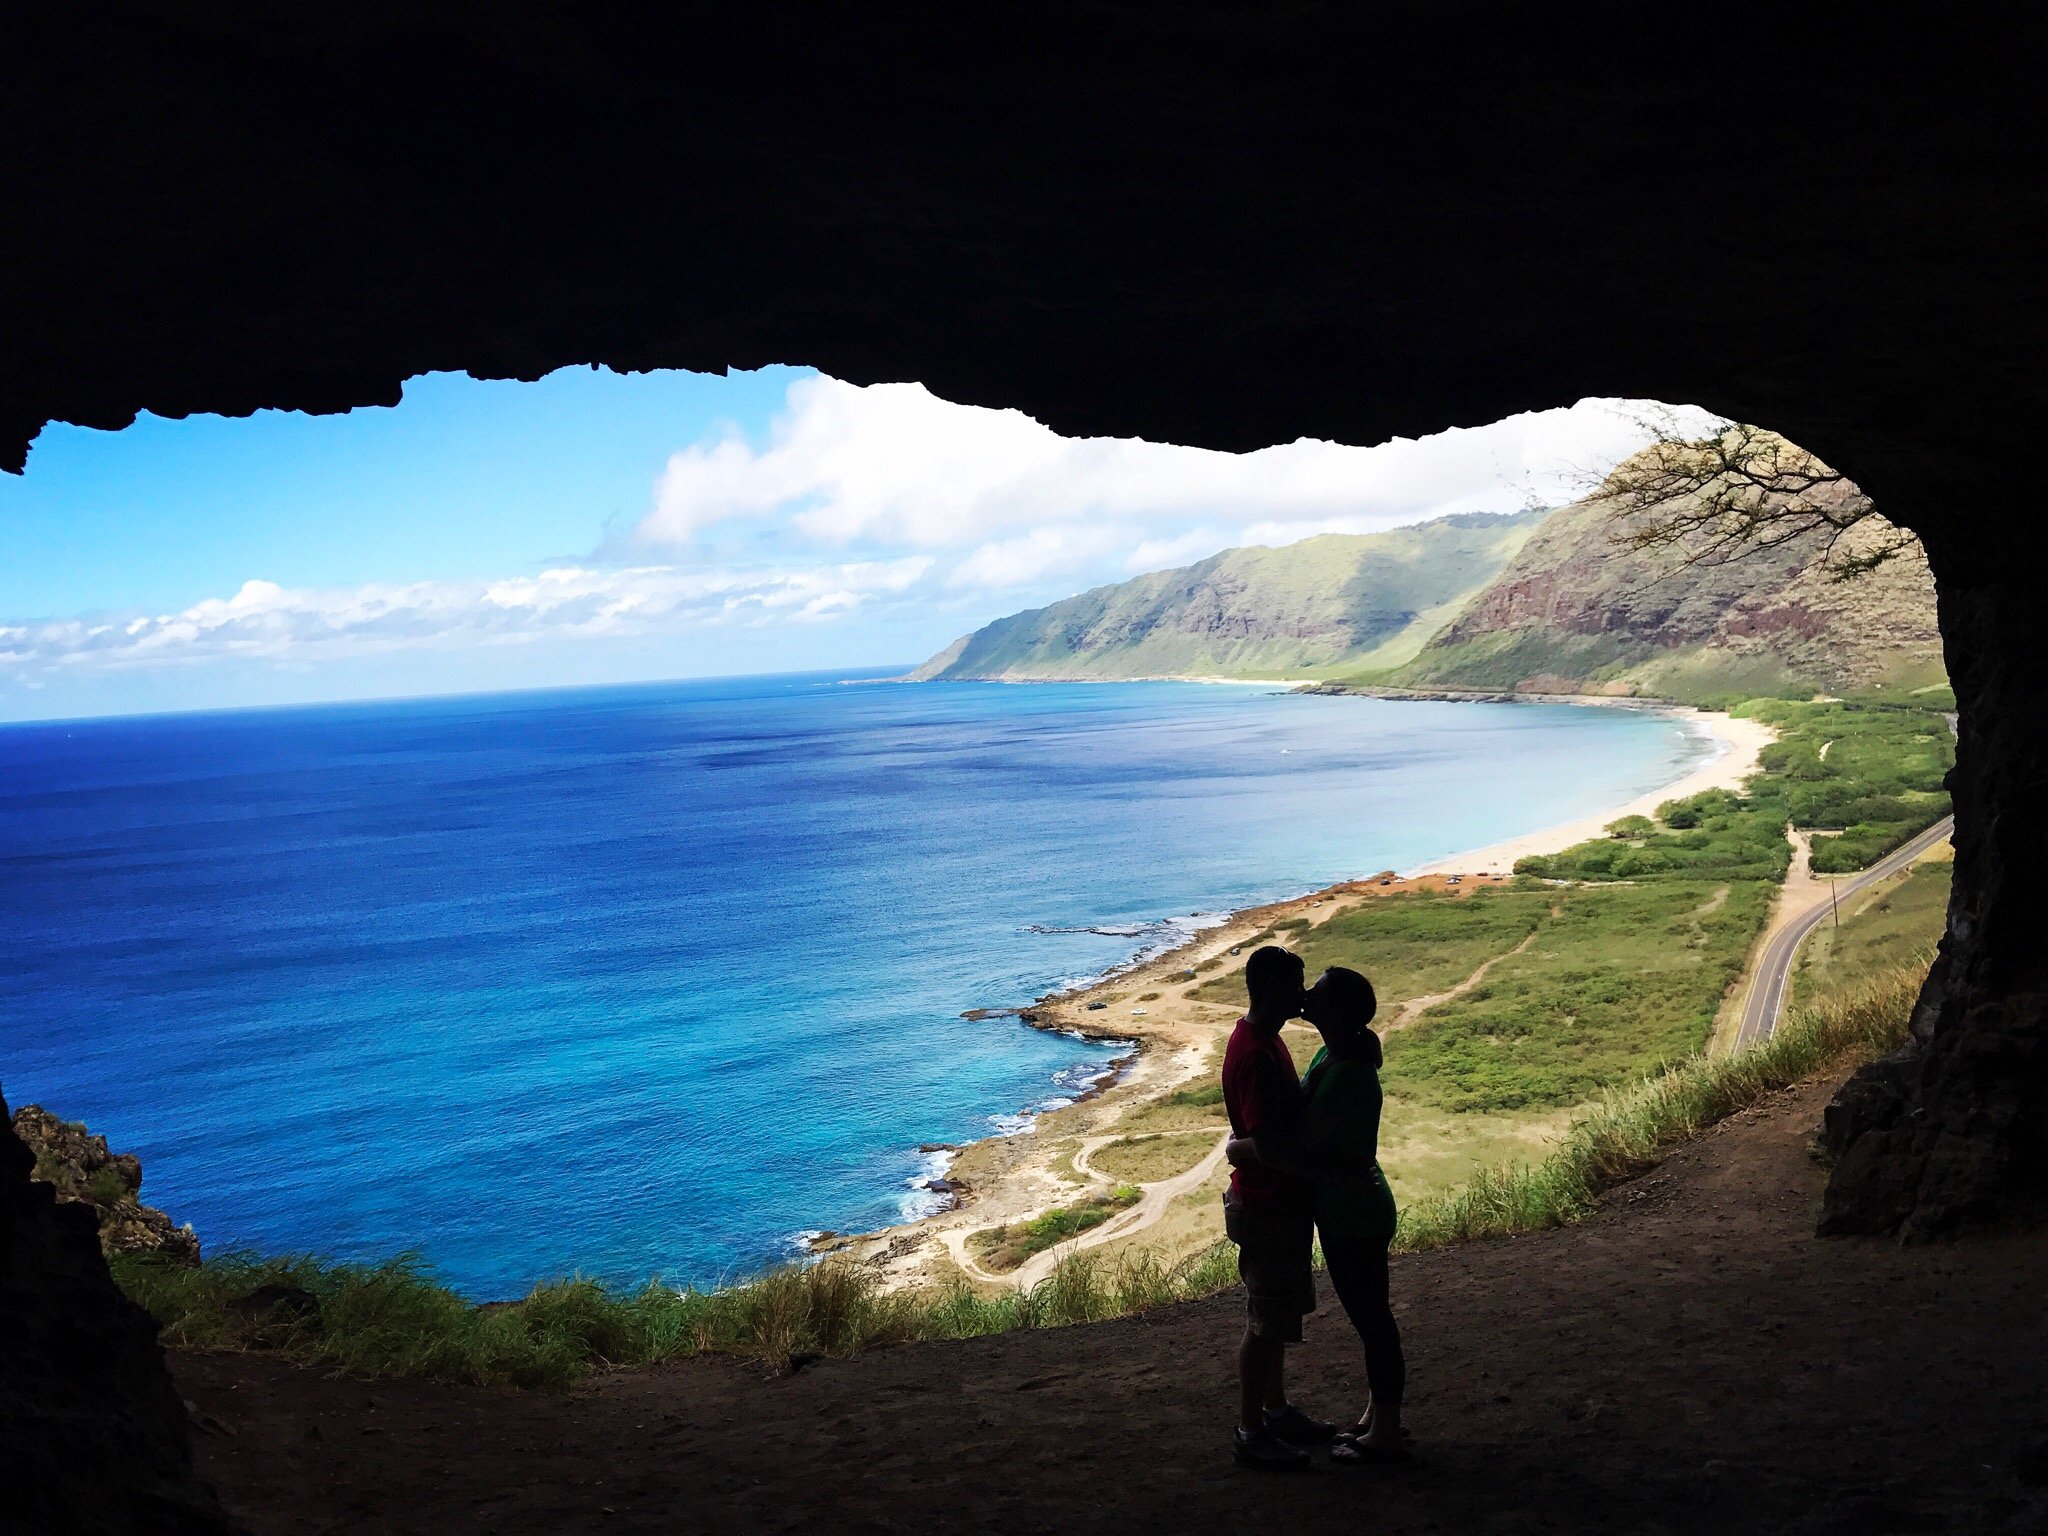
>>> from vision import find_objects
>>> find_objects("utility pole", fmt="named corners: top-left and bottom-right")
top-left (1831, 877), bottom-right (1839, 928)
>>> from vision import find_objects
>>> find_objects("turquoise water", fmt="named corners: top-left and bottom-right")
top-left (0, 673), bottom-right (1705, 1296)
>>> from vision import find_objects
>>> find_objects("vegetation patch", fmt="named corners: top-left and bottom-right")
top-left (1395, 963), bottom-right (1921, 1250)
top-left (1382, 880), bottom-right (1773, 1113)
top-left (1089, 1132), bottom-right (1217, 1184)
top-left (968, 1187), bottom-right (1142, 1274)
top-left (1793, 860), bottom-right (1950, 1006)
top-left (1518, 694), bottom-right (1952, 883)
top-left (1195, 885), bottom-right (1550, 1010)
top-left (116, 1240), bottom-right (1241, 1389)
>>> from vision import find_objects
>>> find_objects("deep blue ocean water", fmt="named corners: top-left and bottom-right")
top-left (1, 672), bottom-right (1706, 1296)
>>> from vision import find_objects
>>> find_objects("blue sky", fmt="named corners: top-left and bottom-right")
top-left (0, 367), bottom-right (1703, 722)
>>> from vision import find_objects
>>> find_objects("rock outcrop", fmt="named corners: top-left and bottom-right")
top-left (11, 1105), bottom-right (202, 1268)
top-left (0, 1086), bottom-right (237, 1535)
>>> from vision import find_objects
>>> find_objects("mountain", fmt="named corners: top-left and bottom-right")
top-left (907, 510), bottom-right (1546, 681)
top-left (1385, 458), bottom-right (1942, 699)
top-left (912, 452), bottom-right (1942, 700)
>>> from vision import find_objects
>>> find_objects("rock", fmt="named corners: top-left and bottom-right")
top-left (11, 1105), bottom-right (200, 1267)
top-left (0, 1085), bottom-right (240, 1534)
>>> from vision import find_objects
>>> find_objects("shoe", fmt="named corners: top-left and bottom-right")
top-left (1264, 1403), bottom-right (1339, 1445)
top-left (1234, 1425), bottom-right (1312, 1470)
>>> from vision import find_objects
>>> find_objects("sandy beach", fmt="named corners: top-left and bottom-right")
top-left (828, 699), bottom-right (1776, 1292)
top-left (1410, 703), bottom-right (1777, 876)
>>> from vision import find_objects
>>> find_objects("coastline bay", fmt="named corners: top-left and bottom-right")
top-left (2, 671), bottom-right (1706, 1296)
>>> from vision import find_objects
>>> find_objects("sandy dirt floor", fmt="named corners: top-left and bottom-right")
top-left (174, 1072), bottom-right (2048, 1535)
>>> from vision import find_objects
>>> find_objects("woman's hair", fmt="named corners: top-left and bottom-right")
top-left (1317, 967), bottom-right (1382, 1067)
top-left (1320, 966), bottom-right (1377, 1029)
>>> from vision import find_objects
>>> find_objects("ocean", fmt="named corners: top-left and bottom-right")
top-left (1, 672), bottom-right (1707, 1296)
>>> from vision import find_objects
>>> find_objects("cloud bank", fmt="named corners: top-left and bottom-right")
top-left (0, 559), bottom-right (933, 675)
top-left (633, 376), bottom-right (1710, 589)
top-left (3, 374), bottom-right (1715, 701)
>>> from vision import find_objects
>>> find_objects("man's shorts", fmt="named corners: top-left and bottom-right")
top-left (1223, 1189), bottom-right (1315, 1344)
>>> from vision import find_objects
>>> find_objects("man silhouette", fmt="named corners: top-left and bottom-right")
top-left (1220, 944), bottom-right (1336, 1468)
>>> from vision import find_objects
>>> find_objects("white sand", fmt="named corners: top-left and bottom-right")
top-left (1409, 705), bottom-right (1778, 877)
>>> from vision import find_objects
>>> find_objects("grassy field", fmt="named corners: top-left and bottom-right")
top-left (1519, 692), bottom-right (1953, 883)
top-left (1089, 1131), bottom-right (1217, 1184)
top-left (1395, 965), bottom-right (1920, 1249)
top-left (1792, 858), bottom-right (1949, 1006)
top-left (1382, 880), bottom-right (1773, 1113)
top-left (1192, 885), bottom-right (1550, 1010)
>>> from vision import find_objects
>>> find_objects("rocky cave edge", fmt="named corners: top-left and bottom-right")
top-left (3, 4), bottom-right (2044, 1528)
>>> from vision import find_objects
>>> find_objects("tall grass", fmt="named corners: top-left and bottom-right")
top-left (116, 965), bottom-right (1917, 1389)
top-left (115, 1234), bottom-right (1242, 1390)
top-left (1393, 962), bottom-right (1921, 1251)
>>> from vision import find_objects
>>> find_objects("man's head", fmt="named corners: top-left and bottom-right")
top-left (1244, 945), bottom-right (1306, 1026)
top-left (1303, 966), bottom-right (1377, 1043)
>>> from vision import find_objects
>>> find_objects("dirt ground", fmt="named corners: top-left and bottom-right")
top-left (175, 1074), bottom-right (2048, 1535)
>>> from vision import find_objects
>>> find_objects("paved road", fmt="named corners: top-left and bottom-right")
top-left (1733, 815), bottom-right (1954, 1049)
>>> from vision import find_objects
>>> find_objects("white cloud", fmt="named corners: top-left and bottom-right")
top-left (633, 375), bottom-right (1719, 558)
top-left (1, 560), bottom-right (934, 678)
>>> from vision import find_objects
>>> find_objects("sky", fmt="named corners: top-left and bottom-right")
top-left (0, 367), bottom-right (1708, 722)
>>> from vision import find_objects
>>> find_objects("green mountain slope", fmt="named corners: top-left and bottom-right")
top-left (1369, 467), bottom-right (1942, 699)
top-left (908, 511), bottom-right (1546, 681)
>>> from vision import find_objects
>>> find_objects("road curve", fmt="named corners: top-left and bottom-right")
top-left (1733, 815), bottom-right (1953, 1050)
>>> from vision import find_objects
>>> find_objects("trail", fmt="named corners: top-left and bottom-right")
top-left (1387, 928), bottom-right (1540, 1027)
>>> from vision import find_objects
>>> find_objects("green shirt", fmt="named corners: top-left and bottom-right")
top-left (1302, 1043), bottom-right (1398, 1245)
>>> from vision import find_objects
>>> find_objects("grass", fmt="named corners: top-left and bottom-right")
top-left (1088, 1131), bottom-right (1217, 1184)
top-left (1518, 694), bottom-right (1952, 883)
top-left (115, 1239), bottom-right (1242, 1390)
top-left (1381, 880), bottom-right (1773, 1113)
top-left (1394, 963), bottom-right (1921, 1250)
top-left (968, 1186), bottom-right (1143, 1273)
top-left (1194, 884), bottom-right (1551, 1010)
top-left (1792, 859), bottom-right (1951, 1006)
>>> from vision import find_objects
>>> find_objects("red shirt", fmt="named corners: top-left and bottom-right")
top-left (1221, 1015), bottom-right (1312, 1215)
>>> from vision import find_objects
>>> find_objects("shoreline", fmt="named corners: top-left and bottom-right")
top-left (823, 699), bottom-right (1775, 1290)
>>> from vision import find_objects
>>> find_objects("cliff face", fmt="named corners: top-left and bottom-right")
top-left (0, 1088), bottom-right (237, 1535)
top-left (12, 1106), bottom-right (202, 1268)
top-left (1388, 464), bottom-right (1941, 698)
top-left (911, 511), bottom-right (1545, 681)
top-left (913, 484), bottom-right (1940, 699)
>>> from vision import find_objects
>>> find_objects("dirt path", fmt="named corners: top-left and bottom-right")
top-left (1387, 928), bottom-right (1539, 1027)
top-left (175, 1073), bottom-right (2048, 1534)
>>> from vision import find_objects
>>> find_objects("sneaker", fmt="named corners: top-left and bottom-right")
top-left (1233, 1424), bottom-right (1312, 1471)
top-left (1264, 1403), bottom-right (1339, 1445)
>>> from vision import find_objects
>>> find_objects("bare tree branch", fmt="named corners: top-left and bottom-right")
top-left (1604, 423), bottom-right (1918, 583)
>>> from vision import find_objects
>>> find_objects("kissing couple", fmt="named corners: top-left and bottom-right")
top-left (1220, 944), bottom-right (1407, 1470)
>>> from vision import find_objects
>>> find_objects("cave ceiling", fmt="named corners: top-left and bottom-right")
top-left (4, 4), bottom-right (2044, 576)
